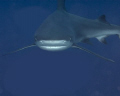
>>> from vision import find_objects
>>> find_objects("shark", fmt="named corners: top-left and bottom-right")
top-left (3, 0), bottom-right (120, 62)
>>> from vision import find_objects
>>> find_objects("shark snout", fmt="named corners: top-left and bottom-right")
top-left (35, 40), bottom-right (73, 51)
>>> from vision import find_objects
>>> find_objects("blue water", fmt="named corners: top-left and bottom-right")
top-left (0, 0), bottom-right (120, 96)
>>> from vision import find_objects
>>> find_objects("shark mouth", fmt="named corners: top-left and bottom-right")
top-left (35, 40), bottom-right (73, 51)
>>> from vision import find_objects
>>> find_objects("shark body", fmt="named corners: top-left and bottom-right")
top-left (35, 9), bottom-right (120, 45)
top-left (3, 0), bottom-right (120, 62)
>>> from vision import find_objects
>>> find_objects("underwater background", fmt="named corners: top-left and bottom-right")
top-left (0, 0), bottom-right (120, 96)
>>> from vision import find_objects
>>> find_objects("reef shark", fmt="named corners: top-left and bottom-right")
top-left (3, 0), bottom-right (120, 62)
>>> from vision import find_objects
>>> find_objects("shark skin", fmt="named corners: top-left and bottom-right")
top-left (3, 0), bottom-right (119, 62)
top-left (35, 0), bottom-right (120, 47)
top-left (34, 0), bottom-right (118, 62)
top-left (35, 10), bottom-right (120, 44)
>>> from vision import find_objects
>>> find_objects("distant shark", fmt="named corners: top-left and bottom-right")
top-left (4, 0), bottom-right (120, 62)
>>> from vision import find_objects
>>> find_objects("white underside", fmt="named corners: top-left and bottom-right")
top-left (36, 40), bottom-right (72, 51)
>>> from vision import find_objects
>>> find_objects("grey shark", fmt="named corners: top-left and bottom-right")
top-left (3, 0), bottom-right (120, 62)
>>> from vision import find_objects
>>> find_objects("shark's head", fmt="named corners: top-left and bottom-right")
top-left (35, 36), bottom-right (73, 51)
top-left (34, 0), bottom-right (74, 51)
top-left (34, 23), bottom-right (74, 51)
top-left (35, 24), bottom-right (74, 51)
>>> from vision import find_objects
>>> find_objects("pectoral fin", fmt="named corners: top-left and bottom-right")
top-left (2, 44), bottom-right (36, 56)
top-left (72, 44), bottom-right (115, 63)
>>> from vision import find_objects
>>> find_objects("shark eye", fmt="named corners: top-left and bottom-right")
top-left (68, 37), bottom-right (73, 42)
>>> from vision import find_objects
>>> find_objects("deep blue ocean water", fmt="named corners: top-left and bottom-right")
top-left (0, 0), bottom-right (120, 96)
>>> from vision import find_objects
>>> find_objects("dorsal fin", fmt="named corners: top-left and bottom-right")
top-left (57, 0), bottom-right (66, 11)
top-left (98, 15), bottom-right (110, 25)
